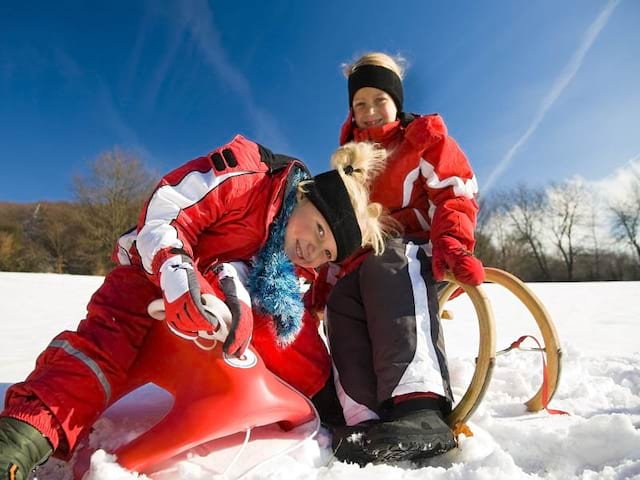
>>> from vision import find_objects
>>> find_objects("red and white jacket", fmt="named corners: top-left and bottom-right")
top-left (115, 135), bottom-right (301, 278)
top-left (342, 112), bottom-right (479, 247)
top-left (308, 113), bottom-right (479, 311)
top-left (114, 135), bottom-right (328, 396)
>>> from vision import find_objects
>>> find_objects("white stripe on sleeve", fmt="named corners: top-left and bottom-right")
top-left (137, 169), bottom-right (249, 273)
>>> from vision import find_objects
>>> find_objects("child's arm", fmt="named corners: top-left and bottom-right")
top-left (406, 115), bottom-right (484, 284)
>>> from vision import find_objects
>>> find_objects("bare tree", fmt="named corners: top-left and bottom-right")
top-left (584, 200), bottom-right (603, 280)
top-left (547, 179), bottom-right (588, 281)
top-left (478, 202), bottom-right (521, 273)
top-left (0, 231), bottom-right (16, 271)
top-left (36, 203), bottom-right (87, 274)
top-left (19, 203), bottom-right (55, 272)
top-left (609, 171), bottom-right (640, 265)
top-left (498, 184), bottom-right (551, 280)
top-left (474, 196), bottom-right (498, 265)
top-left (73, 148), bottom-right (157, 274)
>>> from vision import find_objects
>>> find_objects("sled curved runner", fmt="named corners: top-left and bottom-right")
top-left (483, 267), bottom-right (562, 411)
top-left (72, 320), bottom-right (316, 479)
top-left (438, 267), bottom-right (562, 428)
top-left (438, 275), bottom-right (495, 428)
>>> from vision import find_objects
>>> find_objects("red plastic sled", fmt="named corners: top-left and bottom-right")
top-left (72, 320), bottom-right (317, 479)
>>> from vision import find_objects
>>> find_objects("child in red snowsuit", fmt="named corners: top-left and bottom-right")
top-left (315, 52), bottom-right (485, 465)
top-left (0, 136), bottom-right (392, 480)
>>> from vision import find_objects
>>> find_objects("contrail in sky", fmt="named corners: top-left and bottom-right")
top-left (484, 0), bottom-right (620, 193)
top-left (176, 0), bottom-right (291, 152)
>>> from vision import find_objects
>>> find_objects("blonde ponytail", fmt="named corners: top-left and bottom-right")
top-left (330, 142), bottom-right (400, 255)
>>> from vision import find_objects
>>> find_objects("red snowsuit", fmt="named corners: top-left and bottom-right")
top-left (3, 135), bottom-right (330, 456)
top-left (309, 113), bottom-right (480, 312)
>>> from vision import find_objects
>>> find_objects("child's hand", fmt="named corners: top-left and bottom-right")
top-left (159, 253), bottom-right (221, 332)
top-left (432, 236), bottom-right (485, 285)
top-left (214, 263), bottom-right (254, 358)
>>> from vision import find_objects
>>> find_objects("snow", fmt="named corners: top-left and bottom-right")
top-left (1, 272), bottom-right (639, 479)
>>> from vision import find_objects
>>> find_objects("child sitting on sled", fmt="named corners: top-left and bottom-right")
top-left (309, 52), bottom-right (485, 465)
top-left (0, 136), bottom-right (393, 480)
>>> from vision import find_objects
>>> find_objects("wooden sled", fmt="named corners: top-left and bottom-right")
top-left (439, 267), bottom-right (563, 429)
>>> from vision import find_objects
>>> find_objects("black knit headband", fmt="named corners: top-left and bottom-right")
top-left (348, 64), bottom-right (404, 112)
top-left (304, 170), bottom-right (362, 263)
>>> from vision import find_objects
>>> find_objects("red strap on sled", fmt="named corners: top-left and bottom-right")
top-left (503, 335), bottom-right (569, 416)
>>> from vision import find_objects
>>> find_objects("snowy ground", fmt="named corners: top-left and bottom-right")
top-left (1, 271), bottom-right (639, 479)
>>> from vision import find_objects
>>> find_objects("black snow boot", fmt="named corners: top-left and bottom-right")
top-left (311, 375), bottom-right (346, 429)
top-left (364, 403), bottom-right (456, 463)
top-left (0, 417), bottom-right (52, 480)
top-left (330, 420), bottom-right (379, 466)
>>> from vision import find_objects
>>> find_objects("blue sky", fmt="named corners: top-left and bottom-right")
top-left (1, 0), bottom-right (638, 202)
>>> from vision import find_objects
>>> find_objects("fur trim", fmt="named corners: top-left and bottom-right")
top-left (248, 168), bottom-right (309, 346)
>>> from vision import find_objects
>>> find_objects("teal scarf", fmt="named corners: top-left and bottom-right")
top-left (247, 168), bottom-right (309, 346)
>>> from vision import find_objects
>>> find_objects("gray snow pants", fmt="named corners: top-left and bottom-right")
top-left (325, 237), bottom-right (453, 426)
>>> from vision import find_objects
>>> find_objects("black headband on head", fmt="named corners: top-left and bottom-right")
top-left (304, 170), bottom-right (362, 263)
top-left (348, 64), bottom-right (404, 113)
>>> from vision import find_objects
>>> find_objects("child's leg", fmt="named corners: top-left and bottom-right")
top-left (359, 237), bottom-right (453, 407)
top-left (2, 265), bottom-right (159, 458)
top-left (325, 267), bottom-right (380, 427)
top-left (357, 238), bottom-right (456, 461)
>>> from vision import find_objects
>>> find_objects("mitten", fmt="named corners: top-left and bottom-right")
top-left (159, 252), bottom-right (219, 332)
top-left (215, 263), bottom-right (254, 357)
top-left (431, 236), bottom-right (485, 285)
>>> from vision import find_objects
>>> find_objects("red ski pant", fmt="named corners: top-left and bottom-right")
top-left (2, 265), bottom-right (330, 457)
top-left (3, 266), bottom-right (160, 457)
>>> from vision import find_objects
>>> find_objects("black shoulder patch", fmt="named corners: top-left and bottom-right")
top-left (222, 149), bottom-right (238, 167)
top-left (210, 148), bottom-right (239, 171)
top-left (257, 143), bottom-right (303, 173)
top-left (210, 152), bottom-right (225, 171)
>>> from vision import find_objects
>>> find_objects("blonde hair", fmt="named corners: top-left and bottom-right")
top-left (342, 52), bottom-right (407, 80)
top-left (330, 142), bottom-right (399, 255)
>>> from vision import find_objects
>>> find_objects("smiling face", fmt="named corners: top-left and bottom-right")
top-left (352, 86), bottom-right (398, 130)
top-left (284, 197), bottom-right (338, 269)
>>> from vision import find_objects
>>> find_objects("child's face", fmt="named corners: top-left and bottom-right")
top-left (352, 87), bottom-right (398, 130)
top-left (284, 197), bottom-right (338, 268)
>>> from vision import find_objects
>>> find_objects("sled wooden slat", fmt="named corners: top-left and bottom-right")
top-left (483, 267), bottom-right (562, 411)
top-left (439, 267), bottom-right (563, 427)
top-left (439, 276), bottom-right (496, 428)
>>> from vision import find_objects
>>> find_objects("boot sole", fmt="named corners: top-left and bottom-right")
top-left (366, 435), bottom-right (456, 463)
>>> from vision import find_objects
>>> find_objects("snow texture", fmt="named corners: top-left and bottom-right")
top-left (0, 272), bottom-right (639, 479)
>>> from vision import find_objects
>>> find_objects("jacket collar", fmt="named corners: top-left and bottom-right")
top-left (339, 110), bottom-right (403, 146)
top-left (352, 120), bottom-right (403, 145)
